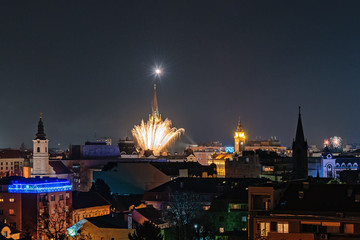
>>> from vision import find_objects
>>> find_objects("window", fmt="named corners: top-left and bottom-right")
top-left (9, 209), bottom-right (15, 215)
top-left (345, 224), bottom-right (354, 234)
top-left (277, 223), bottom-right (289, 233)
top-left (66, 193), bottom-right (70, 200)
top-left (0, 209), bottom-right (3, 215)
top-left (59, 194), bottom-right (64, 200)
top-left (37, 147), bottom-right (40, 152)
top-left (260, 222), bottom-right (270, 237)
top-left (10, 162), bottom-right (13, 165)
top-left (5, 162), bottom-right (8, 165)
top-left (0, 198), bottom-right (3, 202)
top-left (0, 167), bottom-right (2, 170)
top-left (219, 228), bottom-right (224, 233)
top-left (242, 216), bottom-right (247, 222)
top-left (45, 147), bottom-right (47, 152)
top-left (9, 198), bottom-right (15, 202)
top-left (51, 195), bottom-right (55, 201)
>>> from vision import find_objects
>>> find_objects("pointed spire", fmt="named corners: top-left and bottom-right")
top-left (295, 106), bottom-right (305, 142)
top-left (236, 118), bottom-right (243, 132)
top-left (35, 112), bottom-right (46, 140)
top-left (152, 83), bottom-right (159, 116)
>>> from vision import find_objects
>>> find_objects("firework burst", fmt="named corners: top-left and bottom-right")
top-left (132, 117), bottom-right (184, 156)
top-left (132, 80), bottom-right (184, 156)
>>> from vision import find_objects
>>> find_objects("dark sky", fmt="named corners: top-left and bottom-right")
top-left (1, 1), bottom-right (360, 149)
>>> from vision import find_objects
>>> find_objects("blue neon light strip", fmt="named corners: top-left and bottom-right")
top-left (8, 180), bottom-right (72, 193)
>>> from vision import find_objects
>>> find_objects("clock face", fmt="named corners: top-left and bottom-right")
top-left (327, 153), bottom-right (333, 159)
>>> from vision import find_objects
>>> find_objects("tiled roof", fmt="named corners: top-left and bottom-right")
top-left (135, 206), bottom-right (165, 225)
top-left (275, 183), bottom-right (360, 214)
top-left (72, 191), bottom-right (110, 209)
top-left (49, 160), bottom-right (72, 174)
top-left (147, 177), bottom-right (268, 194)
top-left (86, 213), bottom-right (127, 228)
top-left (150, 162), bottom-right (214, 176)
top-left (0, 149), bottom-right (29, 158)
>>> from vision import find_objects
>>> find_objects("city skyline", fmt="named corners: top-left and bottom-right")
top-left (1, 1), bottom-right (360, 148)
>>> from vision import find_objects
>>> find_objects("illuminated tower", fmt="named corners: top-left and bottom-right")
top-left (292, 107), bottom-right (308, 179)
top-left (32, 113), bottom-right (52, 176)
top-left (149, 84), bottom-right (161, 122)
top-left (234, 120), bottom-right (246, 153)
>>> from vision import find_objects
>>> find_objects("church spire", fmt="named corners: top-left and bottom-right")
top-left (35, 112), bottom-right (46, 140)
top-left (236, 119), bottom-right (243, 132)
top-left (152, 83), bottom-right (159, 117)
top-left (295, 106), bottom-right (305, 142)
top-left (292, 106), bottom-right (308, 179)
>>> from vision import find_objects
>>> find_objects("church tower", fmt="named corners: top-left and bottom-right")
top-left (32, 113), bottom-right (52, 176)
top-left (292, 107), bottom-right (308, 179)
top-left (234, 120), bottom-right (246, 153)
top-left (149, 84), bottom-right (161, 123)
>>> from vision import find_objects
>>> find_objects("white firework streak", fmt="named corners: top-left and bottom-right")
top-left (132, 118), bottom-right (184, 156)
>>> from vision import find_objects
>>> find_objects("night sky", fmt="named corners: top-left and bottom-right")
top-left (1, 1), bottom-right (360, 149)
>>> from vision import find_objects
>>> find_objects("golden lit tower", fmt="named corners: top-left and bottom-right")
top-left (234, 119), bottom-right (246, 153)
top-left (149, 84), bottom-right (161, 122)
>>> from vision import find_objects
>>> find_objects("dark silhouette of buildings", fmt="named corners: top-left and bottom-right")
top-left (292, 107), bottom-right (308, 179)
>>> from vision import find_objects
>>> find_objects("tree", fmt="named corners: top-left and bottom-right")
top-left (19, 142), bottom-right (27, 151)
top-left (89, 179), bottom-right (112, 202)
top-left (163, 191), bottom-right (206, 240)
top-left (128, 221), bottom-right (163, 240)
top-left (38, 201), bottom-right (72, 240)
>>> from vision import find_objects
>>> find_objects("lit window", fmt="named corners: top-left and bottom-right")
top-left (9, 209), bottom-right (15, 215)
top-left (9, 198), bottom-right (15, 202)
top-left (260, 222), bottom-right (270, 236)
top-left (203, 206), bottom-right (210, 211)
top-left (277, 223), bottom-right (289, 233)
top-left (242, 216), bottom-right (247, 222)
top-left (219, 227), bottom-right (224, 233)
top-left (0, 198), bottom-right (3, 202)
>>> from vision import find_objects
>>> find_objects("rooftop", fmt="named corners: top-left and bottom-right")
top-left (275, 183), bottom-right (360, 215)
top-left (72, 191), bottom-right (110, 209)
top-left (86, 213), bottom-right (127, 228)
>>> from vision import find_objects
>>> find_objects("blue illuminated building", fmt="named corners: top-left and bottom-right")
top-left (8, 177), bottom-right (72, 193)
top-left (225, 146), bottom-right (234, 153)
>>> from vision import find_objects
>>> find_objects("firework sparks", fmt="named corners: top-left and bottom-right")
top-left (132, 117), bottom-right (184, 156)
top-left (132, 81), bottom-right (184, 156)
